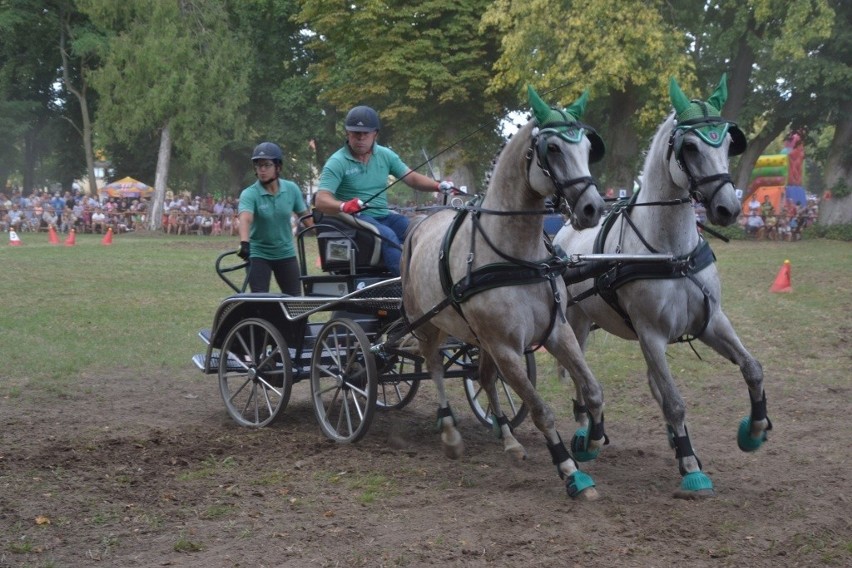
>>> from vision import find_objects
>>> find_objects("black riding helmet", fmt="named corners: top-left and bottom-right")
top-left (251, 142), bottom-right (283, 164)
top-left (344, 106), bottom-right (381, 132)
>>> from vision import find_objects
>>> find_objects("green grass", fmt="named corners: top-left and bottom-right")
top-left (1, 233), bottom-right (255, 393)
top-left (1, 233), bottom-right (850, 404)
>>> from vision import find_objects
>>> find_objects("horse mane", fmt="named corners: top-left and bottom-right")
top-left (636, 112), bottom-right (676, 196)
top-left (482, 116), bottom-right (533, 193)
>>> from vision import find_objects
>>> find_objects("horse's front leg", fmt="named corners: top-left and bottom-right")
top-left (699, 311), bottom-right (772, 452)
top-left (547, 323), bottom-right (608, 462)
top-left (638, 332), bottom-right (715, 498)
top-left (490, 346), bottom-right (598, 500)
top-left (477, 350), bottom-right (527, 461)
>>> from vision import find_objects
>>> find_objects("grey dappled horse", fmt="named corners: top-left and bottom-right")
top-left (554, 75), bottom-right (771, 498)
top-left (402, 86), bottom-right (607, 499)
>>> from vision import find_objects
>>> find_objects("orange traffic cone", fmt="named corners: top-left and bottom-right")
top-left (770, 259), bottom-right (792, 293)
top-left (64, 228), bottom-right (77, 247)
top-left (48, 224), bottom-right (60, 245)
top-left (9, 229), bottom-right (23, 246)
top-left (101, 227), bottom-right (113, 245)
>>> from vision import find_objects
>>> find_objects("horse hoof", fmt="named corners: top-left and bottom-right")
top-left (737, 416), bottom-right (767, 452)
top-left (441, 431), bottom-right (464, 459)
top-left (576, 486), bottom-right (600, 501)
top-left (504, 442), bottom-right (527, 462)
top-left (566, 470), bottom-right (597, 499)
top-left (571, 428), bottom-right (601, 462)
top-left (443, 442), bottom-right (464, 459)
top-left (673, 471), bottom-right (716, 499)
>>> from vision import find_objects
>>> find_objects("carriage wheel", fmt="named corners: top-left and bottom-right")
top-left (218, 318), bottom-right (292, 428)
top-left (311, 318), bottom-right (378, 443)
top-left (458, 346), bottom-right (537, 430)
top-left (375, 320), bottom-right (421, 411)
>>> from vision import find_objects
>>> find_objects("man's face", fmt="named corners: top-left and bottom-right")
top-left (346, 130), bottom-right (378, 157)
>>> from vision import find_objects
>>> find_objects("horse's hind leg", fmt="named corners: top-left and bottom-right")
top-left (559, 308), bottom-right (595, 442)
top-left (477, 351), bottom-right (527, 461)
top-left (699, 311), bottom-right (771, 452)
top-left (421, 325), bottom-right (464, 459)
top-left (638, 332), bottom-right (715, 498)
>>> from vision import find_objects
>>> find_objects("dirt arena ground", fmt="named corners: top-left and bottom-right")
top-left (2, 328), bottom-right (850, 568)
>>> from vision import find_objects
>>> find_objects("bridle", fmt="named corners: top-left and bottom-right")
top-left (526, 110), bottom-right (604, 213)
top-left (666, 111), bottom-right (745, 208)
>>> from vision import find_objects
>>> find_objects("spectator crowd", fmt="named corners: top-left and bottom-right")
top-left (1, 187), bottom-right (247, 237)
top-left (740, 194), bottom-right (819, 241)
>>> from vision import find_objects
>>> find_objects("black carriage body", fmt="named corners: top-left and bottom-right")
top-left (193, 210), bottom-right (534, 438)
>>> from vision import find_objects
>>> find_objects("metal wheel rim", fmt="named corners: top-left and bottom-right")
top-left (461, 348), bottom-right (536, 430)
top-left (310, 318), bottom-right (378, 443)
top-left (218, 318), bottom-right (292, 428)
top-left (375, 319), bottom-right (421, 410)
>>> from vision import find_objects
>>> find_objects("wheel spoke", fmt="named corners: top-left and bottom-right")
top-left (310, 318), bottom-right (377, 443)
top-left (218, 319), bottom-right (292, 428)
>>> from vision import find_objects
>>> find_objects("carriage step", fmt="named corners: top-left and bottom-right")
top-left (192, 353), bottom-right (243, 374)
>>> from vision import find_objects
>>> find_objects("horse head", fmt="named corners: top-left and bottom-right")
top-left (527, 85), bottom-right (605, 229)
top-left (666, 74), bottom-right (747, 226)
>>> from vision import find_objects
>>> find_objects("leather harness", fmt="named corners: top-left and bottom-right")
top-left (567, 193), bottom-right (717, 342)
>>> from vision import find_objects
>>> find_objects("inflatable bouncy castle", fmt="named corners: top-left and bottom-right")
top-left (743, 132), bottom-right (806, 214)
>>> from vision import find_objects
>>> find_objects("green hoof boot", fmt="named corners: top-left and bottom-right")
top-left (571, 428), bottom-right (601, 462)
top-left (674, 471), bottom-right (716, 499)
top-left (737, 416), bottom-right (767, 452)
top-left (566, 470), bottom-right (596, 499)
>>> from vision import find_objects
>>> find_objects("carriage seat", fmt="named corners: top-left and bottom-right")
top-left (314, 212), bottom-right (388, 275)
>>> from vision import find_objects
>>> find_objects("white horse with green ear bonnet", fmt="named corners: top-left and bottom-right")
top-left (402, 85), bottom-right (607, 499)
top-left (554, 74), bottom-right (771, 498)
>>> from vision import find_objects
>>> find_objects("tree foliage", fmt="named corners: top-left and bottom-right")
top-left (1, 0), bottom-right (848, 223)
top-left (482, 0), bottom-right (696, 189)
top-left (298, 0), bottom-right (511, 190)
top-left (79, 0), bottom-right (250, 170)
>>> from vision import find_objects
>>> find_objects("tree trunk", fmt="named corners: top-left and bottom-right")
top-left (819, 101), bottom-right (852, 225)
top-left (147, 122), bottom-right (172, 231)
top-left (723, 30), bottom-right (755, 120)
top-left (59, 11), bottom-right (98, 198)
top-left (605, 89), bottom-right (640, 192)
top-left (733, 115), bottom-right (789, 191)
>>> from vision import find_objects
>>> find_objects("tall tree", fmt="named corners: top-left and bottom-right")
top-left (78, 0), bottom-right (251, 229)
top-left (667, 0), bottom-right (837, 194)
top-left (224, 0), bottom-right (328, 195)
top-left (482, 0), bottom-right (696, 191)
top-left (58, 0), bottom-right (103, 196)
top-left (814, 0), bottom-right (852, 224)
top-left (0, 0), bottom-right (68, 193)
top-left (298, 0), bottom-right (512, 193)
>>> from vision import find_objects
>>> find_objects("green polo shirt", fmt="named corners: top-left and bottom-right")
top-left (238, 178), bottom-right (307, 260)
top-left (317, 143), bottom-right (409, 218)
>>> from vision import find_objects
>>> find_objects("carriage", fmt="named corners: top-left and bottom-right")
top-left (192, 210), bottom-right (536, 443)
top-left (192, 78), bottom-right (769, 500)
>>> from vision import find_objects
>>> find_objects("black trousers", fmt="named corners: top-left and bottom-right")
top-left (246, 256), bottom-right (301, 295)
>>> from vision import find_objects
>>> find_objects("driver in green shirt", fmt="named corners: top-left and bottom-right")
top-left (314, 106), bottom-right (452, 276)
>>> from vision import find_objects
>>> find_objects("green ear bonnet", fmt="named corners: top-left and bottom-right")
top-left (528, 85), bottom-right (605, 163)
top-left (668, 74), bottom-right (746, 158)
